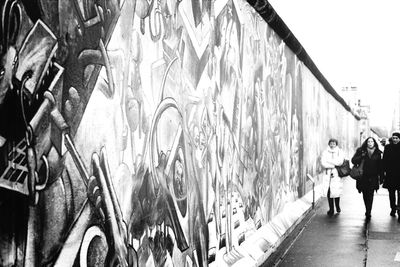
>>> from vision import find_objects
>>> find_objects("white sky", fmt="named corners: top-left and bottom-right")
top-left (267, 0), bottom-right (400, 129)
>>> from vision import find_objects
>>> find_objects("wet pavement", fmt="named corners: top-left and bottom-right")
top-left (269, 177), bottom-right (400, 267)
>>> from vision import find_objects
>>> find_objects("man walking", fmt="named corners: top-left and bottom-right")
top-left (383, 132), bottom-right (400, 220)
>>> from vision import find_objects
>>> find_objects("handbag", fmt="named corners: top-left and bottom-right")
top-left (336, 159), bottom-right (351, 177)
top-left (349, 159), bottom-right (364, 180)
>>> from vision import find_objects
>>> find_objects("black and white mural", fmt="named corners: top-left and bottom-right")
top-left (0, 0), bottom-right (358, 266)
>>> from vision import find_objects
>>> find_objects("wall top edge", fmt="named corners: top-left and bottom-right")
top-left (246, 0), bottom-right (359, 120)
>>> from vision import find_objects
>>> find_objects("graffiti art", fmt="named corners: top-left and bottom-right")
top-left (0, 0), bottom-right (358, 266)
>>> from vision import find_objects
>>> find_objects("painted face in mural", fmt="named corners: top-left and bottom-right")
top-left (174, 150), bottom-right (186, 198)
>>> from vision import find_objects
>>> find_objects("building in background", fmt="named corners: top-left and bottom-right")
top-left (391, 89), bottom-right (400, 133)
top-left (341, 85), bottom-right (372, 144)
top-left (341, 85), bottom-right (360, 111)
top-left (357, 101), bottom-right (370, 144)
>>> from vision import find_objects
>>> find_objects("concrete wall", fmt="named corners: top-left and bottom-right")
top-left (0, 0), bottom-right (359, 266)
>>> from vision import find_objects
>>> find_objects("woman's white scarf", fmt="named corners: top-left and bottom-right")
top-left (327, 146), bottom-right (339, 155)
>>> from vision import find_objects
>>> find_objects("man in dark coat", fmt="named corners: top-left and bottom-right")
top-left (382, 132), bottom-right (400, 219)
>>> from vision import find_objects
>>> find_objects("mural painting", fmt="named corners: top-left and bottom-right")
top-left (0, 0), bottom-right (358, 266)
top-left (301, 68), bottom-right (359, 191)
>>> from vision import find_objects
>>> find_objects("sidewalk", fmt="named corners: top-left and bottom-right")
top-left (269, 177), bottom-right (400, 267)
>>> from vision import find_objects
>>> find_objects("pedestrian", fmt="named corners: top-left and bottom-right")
top-left (321, 138), bottom-right (345, 215)
top-left (388, 137), bottom-right (393, 145)
top-left (382, 132), bottom-right (400, 220)
top-left (351, 137), bottom-right (383, 220)
top-left (380, 138), bottom-right (387, 149)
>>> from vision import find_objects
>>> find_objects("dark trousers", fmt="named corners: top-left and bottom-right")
top-left (362, 187), bottom-right (375, 215)
top-left (388, 189), bottom-right (400, 212)
top-left (327, 189), bottom-right (340, 211)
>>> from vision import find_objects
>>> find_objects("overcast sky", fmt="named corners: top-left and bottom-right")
top-left (267, 0), bottom-right (400, 129)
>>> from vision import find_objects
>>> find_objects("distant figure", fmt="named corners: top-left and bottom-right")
top-left (380, 138), bottom-right (387, 147)
top-left (388, 137), bottom-right (393, 144)
top-left (382, 132), bottom-right (400, 220)
top-left (321, 138), bottom-right (345, 216)
top-left (351, 137), bottom-right (383, 220)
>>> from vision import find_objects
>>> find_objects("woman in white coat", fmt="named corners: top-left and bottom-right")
top-left (321, 138), bottom-right (345, 215)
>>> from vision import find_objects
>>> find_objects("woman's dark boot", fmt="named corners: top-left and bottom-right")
top-left (390, 209), bottom-right (396, 216)
top-left (335, 198), bottom-right (341, 213)
top-left (327, 198), bottom-right (334, 215)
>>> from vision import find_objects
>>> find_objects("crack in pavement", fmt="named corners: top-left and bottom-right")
top-left (363, 220), bottom-right (370, 267)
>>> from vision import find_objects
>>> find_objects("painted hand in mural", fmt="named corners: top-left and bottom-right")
top-left (87, 147), bottom-right (138, 267)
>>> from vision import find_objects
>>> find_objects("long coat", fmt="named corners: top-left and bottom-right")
top-left (321, 146), bottom-right (345, 198)
top-left (351, 147), bottom-right (382, 192)
top-left (382, 143), bottom-right (400, 190)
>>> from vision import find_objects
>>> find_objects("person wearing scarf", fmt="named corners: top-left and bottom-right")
top-left (382, 132), bottom-right (400, 220)
top-left (321, 138), bottom-right (345, 215)
top-left (352, 137), bottom-right (383, 220)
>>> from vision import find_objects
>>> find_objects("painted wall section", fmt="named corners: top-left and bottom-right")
top-left (0, 0), bottom-right (359, 266)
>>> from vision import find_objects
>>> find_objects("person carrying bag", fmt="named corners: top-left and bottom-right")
top-left (321, 138), bottom-right (345, 215)
top-left (351, 137), bottom-right (383, 220)
top-left (350, 158), bottom-right (364, 180)
top-left (337, 159), bottom-right (351, 178)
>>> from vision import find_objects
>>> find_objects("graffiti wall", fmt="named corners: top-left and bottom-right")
top-left (301, 67), bottom-right (359, 194)
top-left (0, 0), bottom-right (358, 266)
